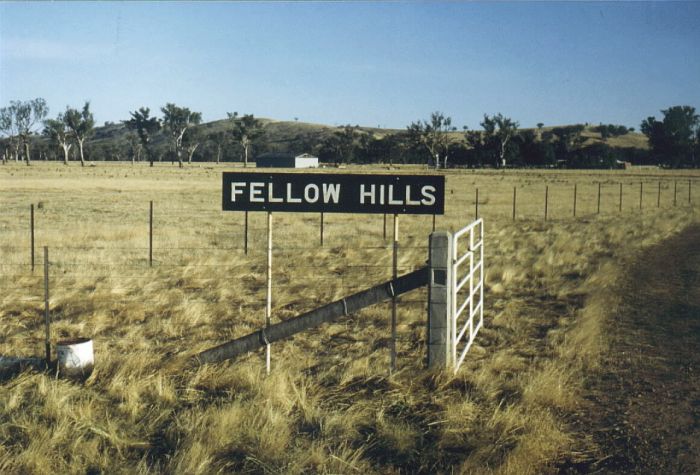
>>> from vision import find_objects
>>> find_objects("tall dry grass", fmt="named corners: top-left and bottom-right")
top-left (1, 162), bottom-right (698, 473)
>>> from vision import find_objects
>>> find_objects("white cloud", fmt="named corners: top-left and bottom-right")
top-left (0, 37), bottom-right (105, 61)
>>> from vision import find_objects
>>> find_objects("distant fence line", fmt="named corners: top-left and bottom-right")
top-left (0, 178), bottom-right (695, 274)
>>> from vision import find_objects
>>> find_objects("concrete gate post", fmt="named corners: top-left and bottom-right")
top-left (428, 231), bottom-right (453, 369)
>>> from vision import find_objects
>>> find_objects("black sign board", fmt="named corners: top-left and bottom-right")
top-left (222, 172), bottom-right (445, 215)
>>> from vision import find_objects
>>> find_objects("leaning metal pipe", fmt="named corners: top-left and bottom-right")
top-left (196, 266), bottom-right (429, 365)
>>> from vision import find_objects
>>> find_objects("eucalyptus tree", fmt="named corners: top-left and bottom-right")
top-left (228, 112), bottom-right (264, 167)
top-left (161, 103), bottom-right (202, 168)
top-left (208, 131), bottom-right (228, 163)
top-left (126, 132), bottom-right (142, 164)
top-left (0, 106), bottom-right (15, 163)
top-left (12, 98), bottom-right (48, 165)
top-left (183, 126), bottom-right (203, 164)
top-left (406, 112), bottom-right (456, 168)
top-left (64, 101), bottom-right (95, 166)
top-left (124, 107), bottom-right (161, 167)
top-left (480, 113), bottom-right (519, 167)
top-left (641, 106), bottom-right (699, 167)
top-left (43, 114), bottom-right (73, 165)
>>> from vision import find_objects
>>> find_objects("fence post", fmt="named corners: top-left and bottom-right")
top-left (674, 181), bottom-right (677, 207)
top-left (639, 182), bottom-right (643, 210)
top-left (383, 213), bottom-right (387, 241)
top-left (320, 212), bottom-right (324, 247)
top-left (544, 185), bottom-right (549, 221)
top-left (428, 231), bottom-right (452, 369)
top-left (689, 179), bottom-right (692, 205)
top-left (475, 188), bottom-right (479, 220)
top-left (573, 184), bottom-right (577, 217)
top-left (597, 182), bottom-right (601, 214)
top-left (658, 181), bottom-right (661, 208)
top-left (432, 214), bottom-right (436, 232)
top-left (44, 246), bottom-right (51, 365)
top-left (149, 201), bottom-right (153, 267)
top-left (390, 214), bottom-right (399, 373)
top-left (619, 183), bottom-right (623, 212)
top-left (512, 186), bottom-right (516, 220)
top-left (244, 211), bottom-right (249, 255)
top-left (265, 212), bottom-right (273, 374)
top-left (31, 204), bottom-right (35, 272)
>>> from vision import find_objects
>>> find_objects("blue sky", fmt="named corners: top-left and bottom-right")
top-left (1, 2), bottom-right (699, 130)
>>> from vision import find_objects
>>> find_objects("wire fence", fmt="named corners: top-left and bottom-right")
top-left (1, 174), bottom-right (697, 365)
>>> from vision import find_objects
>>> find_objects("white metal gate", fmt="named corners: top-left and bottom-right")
top-left (452, 219), bottom-right (484, 372)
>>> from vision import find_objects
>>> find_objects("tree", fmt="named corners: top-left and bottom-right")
top-left (208, 131), bottom-right (228, 163)
top-left (0, 107), bottom-right (16, 164)
top-left (11, 98), bottom-right (48, 165)
top-left (124, 108), bottom-right (161, 167)
top-left (126, 132), bottom-right (142, 164)
top-left (594, 123), bottom-right (630, 141)
top-left (480, 113), bottom-right (519, 167)
top-left (228, 112), bottom-right (264, 167)
top-left (161, 103), bottom-right (202, 168)
top-left (406, 112), bottom-right (456, 168)
top-left (536, 122), bottom-right (544, 140)
top-left (546, 124), bottom-right (586, 164)
top-left (335, 125), bottom-right (360, 163)
top-left (64, 102), bottom-right (95, 167)
top-left (43, 114), bottom-right (73, 165)
top-left (641, 106), bottom-right (699, 167)
top-left (513, 130), bottom-right (555, 167)
top-left (183, 126), bottom-right (203, 164)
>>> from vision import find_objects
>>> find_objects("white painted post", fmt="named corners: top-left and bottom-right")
top-left (390, 214), bottom-right (399, 373)
top-left (428, 231), bottom-right (452, 369)
top-left (265, 212), bottom-right (272, 374)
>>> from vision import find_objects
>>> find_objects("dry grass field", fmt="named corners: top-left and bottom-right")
top-left (1, 162), bottom-right (698, 474)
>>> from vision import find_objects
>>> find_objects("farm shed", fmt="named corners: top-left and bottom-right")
top-left (255, 152), bottom-right (318, 168)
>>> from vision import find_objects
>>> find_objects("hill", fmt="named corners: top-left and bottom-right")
top-left (14, 116), bottom-right (649, 165)
top-left (89, 117), bottom-right (649, 152)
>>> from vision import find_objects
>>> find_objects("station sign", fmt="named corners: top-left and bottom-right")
top-left (222, 172), bottom-right (445, 215)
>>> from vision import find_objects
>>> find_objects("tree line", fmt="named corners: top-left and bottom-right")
top-left (1, 99), bottom-right (698, 168)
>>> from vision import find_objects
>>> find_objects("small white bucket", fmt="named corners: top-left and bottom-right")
top-left (56, 338), bottom-right (94, 378)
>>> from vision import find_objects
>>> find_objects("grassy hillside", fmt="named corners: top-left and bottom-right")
top-left (85, 118), bottom-right (649, 153)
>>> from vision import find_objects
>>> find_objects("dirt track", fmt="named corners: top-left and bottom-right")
top-left (565, 224), bottom-right (700, 473)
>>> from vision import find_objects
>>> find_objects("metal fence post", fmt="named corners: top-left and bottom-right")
top-left (428, 231), bottom-right (452, 369)
top-left (320, 212), bottom-right (324, 247)
top-left (573, 184), bottom-right (577, 217)
top-left (31, 204), bottom-right (35, 272)
top-left (475, 188), bottom-right (479, 220)
top-left (512, 186), bottom-right (516, 220)
top-left (149, 201), bottom-right (153, 267)
top-left (244, 211), bottom-right (249, 255)
top-left (544, 185), bottom-right (549, 221)
top-left (44, 246), bottom-right (51, 365)
top-left (597, 182), bottom-right (601, 215)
